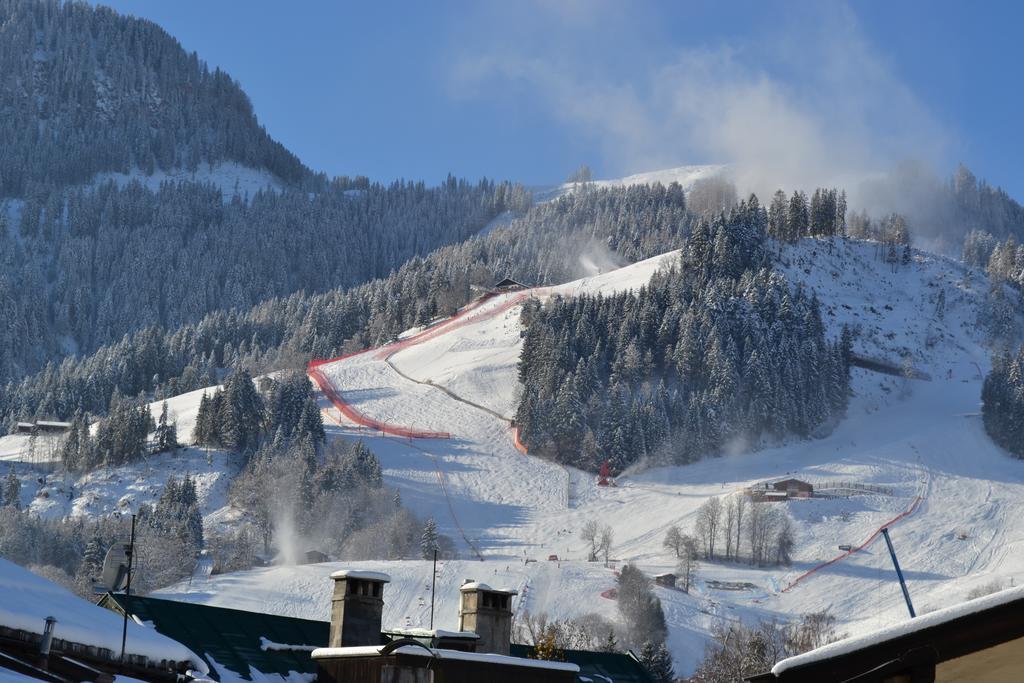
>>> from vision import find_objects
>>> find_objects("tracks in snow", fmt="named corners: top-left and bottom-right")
top-left (383, 355), bottom-right (513, 424)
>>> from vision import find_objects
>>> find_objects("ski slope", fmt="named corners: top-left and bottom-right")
top-left (295, 237), bottom-right (1024, 674)
top-left (9, 236), bottom-right (1023, 676)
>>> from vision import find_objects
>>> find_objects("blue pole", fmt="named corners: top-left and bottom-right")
top-left (881, 528), bottom-right (915, 618)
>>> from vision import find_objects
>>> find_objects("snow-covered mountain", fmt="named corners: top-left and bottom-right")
top-left (8, 236), bottom-right (1019, 675)
top-left (533, 164), bottom-right (729, 202)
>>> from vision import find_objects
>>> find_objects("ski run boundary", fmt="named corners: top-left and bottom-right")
top-left (780, 493), bottom-right (926, 593)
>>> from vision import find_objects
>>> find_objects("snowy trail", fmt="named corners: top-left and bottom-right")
top-left (384, 356), bottom-right (513, 424)
top-left (134, 239), bottom-right (1024, 677)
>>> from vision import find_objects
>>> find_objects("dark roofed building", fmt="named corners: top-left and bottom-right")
top-left (511, 645), bottom-right (655, 683)
top-left (100, 588), bottom-right (656, 683)
top-left (492, 277), bottom-right (528, 292)
top-left (747, 585), bottom-right (1024, 682)
top-left (99, 593), bottom-right (328, 681)
top-left (771, 479), bottom-right (813, 496)
top-left (34, 421), bottom-right (72, 434)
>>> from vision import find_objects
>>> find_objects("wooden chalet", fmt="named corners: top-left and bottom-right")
top-left (746, 478), bottom-right (814, 502)
top-left (14, 421), bottom-right (72, 435)
top-left (654, 572), bottom-right (678, 589)
top-left (491, 277), bottom-right (528, 292)
top-left (747, 585), bottom-right (1024, 682)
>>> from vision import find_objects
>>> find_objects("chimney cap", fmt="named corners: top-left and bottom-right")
top-left (459, 582), bottom-right (517, 595)
top-left (330, 569), bottom-right (391, 582)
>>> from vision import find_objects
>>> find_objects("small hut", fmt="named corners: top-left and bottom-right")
top-left (654, 573), bottom-right (677, 589)
top-left (492, 277), bottom-right (528, 293)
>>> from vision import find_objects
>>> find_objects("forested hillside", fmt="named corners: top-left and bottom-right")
top-left (0, 0), bottom-right (535, 385)
top-left (0, 176), bottom-right (524, 382)
top-left (0, 0), bottom-right (308, 193)
top-left (516, 199), bottom-right (851, 470)
top-left (1, 183), bottom-right (687, 426)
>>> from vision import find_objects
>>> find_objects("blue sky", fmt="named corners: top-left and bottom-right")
top-left (100, 1), bottom-right (1023, 200)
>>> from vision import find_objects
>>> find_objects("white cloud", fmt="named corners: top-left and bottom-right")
top-left (448, 1), bottom-right (949, 204)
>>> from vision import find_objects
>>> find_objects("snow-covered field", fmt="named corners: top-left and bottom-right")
top-left (8, 237), bottom-right (1024, 676)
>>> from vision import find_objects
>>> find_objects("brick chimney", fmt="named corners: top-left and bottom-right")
top-left (458, 581), bottom-right (517, 656)
top-left (329, 570), bottom-right (390, 647)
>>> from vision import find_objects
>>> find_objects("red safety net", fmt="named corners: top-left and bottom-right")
top-left (307, 287), bottom-right (551, 442)
top-left (512, 425), bottom-right (528, 454)
top-left (308, 365), bottom-right (451, 439)
top-left (780, 494), bottom-right (924, 593)
top-left (375, 290), bottom-right (542, 360)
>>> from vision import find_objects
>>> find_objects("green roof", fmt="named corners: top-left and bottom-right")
top-left (99, 594), bottom-right (328, 681)
top-left (98, 594), bottom-right (654, 683)
top-left (510, 644), bottom-right (655, 683)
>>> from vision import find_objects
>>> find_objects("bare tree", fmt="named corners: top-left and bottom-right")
top-left (582, 519), bottom-right (613, 564)
top-left (784, 611), bottom-right (840, 654)
top-left (677, 534), bottom-right (699, 593)
top-left (599, 524), bottom-right (614, 566)
top-left (733, 493), bottom-right (747, 561)
top-left (695, 497), bottom-right (723, 559)
top-left (663, 525), bottom-right (684, 558)
top-left (581, 519), bottom-right (601, 561)
top-left (723, 498), bottom-right (736, 560)
top-left (774, 513), bottom-right (795, 566)
top-left (744, 505), bottom-right (794, 566)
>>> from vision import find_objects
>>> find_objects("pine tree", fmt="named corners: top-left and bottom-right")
top-left (768, 190), bottom-right (789, 241)
top-left (2, 468), bottom-right (20, 509)
top-left (421, 518), bottom-right (439, 559)
top-left (193, 392), bottom-right (214, 446)
top-left (297, 398), bottom-right (325, 444)
top-left (154, 401), bottom-right (179, 453)
top-left (787, 191), bottom-right (809, 240)
top-left (639, 641), bottom-right (675, 683)
top-left (78, 536), bottom-right (106, 585)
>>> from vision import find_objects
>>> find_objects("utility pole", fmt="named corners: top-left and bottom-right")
top-left (119, 514), bottom-right (137, 671)
top-left (429, 548), bottom-right (438, 630)
top-left (881, 527), bottom-right (915, 618)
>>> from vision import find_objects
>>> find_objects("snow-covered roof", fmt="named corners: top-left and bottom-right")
top-left (35, 420), bottom-right (71, 428)
top-left (459, 581), bottom-right (493, 591)
top-left (383, 627), bottom-right (479, 639)
top-left (258, 636), bottom-right (318, 652)
top-left (0, 558), bottom-right (206, 673)
top-left (772, 585), bottom-right (1024, 675)
top-left (329, 569), bottom-right (391, 582)
top-left (311, 645), bottom-right (580, 672)
top-left (459, 581), bottom-right (516, 594)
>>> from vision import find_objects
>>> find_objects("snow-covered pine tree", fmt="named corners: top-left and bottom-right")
top-left (154, 401), bottom-right (179, 453)
top-left (639, 641), bottom-right (675, 683)
top-left (420, 518), bottom-right (439, 559)
top-left (2, 468), bottom-right (20, 508)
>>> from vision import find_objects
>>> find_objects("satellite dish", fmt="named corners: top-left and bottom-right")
top-left (99, 544), bottom-right (130, 592)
